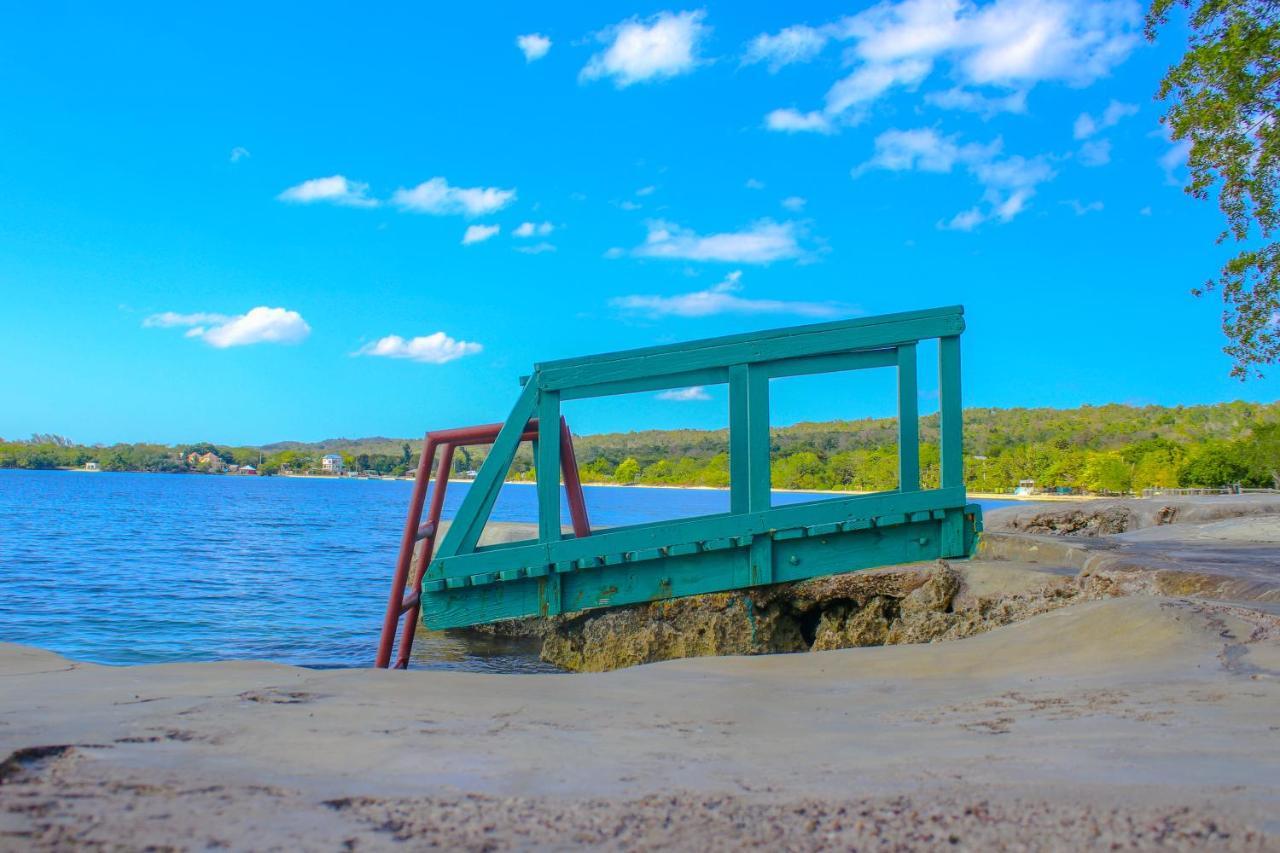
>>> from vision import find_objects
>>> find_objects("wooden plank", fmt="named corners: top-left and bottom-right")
top-left (538, 314), bottom-right (965, 391)
top-left (897, 343), bottom-right (920, 492)
top-left (427, 486), bottom-right (968, 581)
top-left (434, 377), bottom-right (538, 559)
top-left (559, 366), bottom-right (730, 402)
top-left (939, 335), bottom-right (963, 489)
top-left (536, 305), bottom-right (964, 374)
top-left (746, 365), bottom-right (771, 512)
top-left (728, 364), bottom-right (749, 515)
top-left (420, 512), bottom-right (973, 629)
top-left (536, 389), bottom-right (562, 543)
top-left (760, 348), bottom-right (896, 380)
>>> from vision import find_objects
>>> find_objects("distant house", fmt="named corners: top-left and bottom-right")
top-left (321, 453), bottom-right (344, 473)
top-left (187, 451), bottom-right (226, 472)
top-left (240, 465), bottom-right (257, 476)
top-left (83, 461), bottom-right (99, 472)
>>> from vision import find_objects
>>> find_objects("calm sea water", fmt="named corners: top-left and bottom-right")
top-left (0, 469), bottom-right (1013, 671)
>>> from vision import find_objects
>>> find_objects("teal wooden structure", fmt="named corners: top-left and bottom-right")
top-left (400, 305), bottom-right (980, 644)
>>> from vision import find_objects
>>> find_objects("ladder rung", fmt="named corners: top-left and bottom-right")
top-left (415, 521), bottom-right (436, 542)
top-left (398, 590), bottom-right (420, 614)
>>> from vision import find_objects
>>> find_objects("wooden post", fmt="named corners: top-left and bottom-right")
top-left (537, 390), bottom-right (561, 542)
top-left (939, 335), bottom-right (963, 489)
top-left (897, 343), bottom-right (919, 492)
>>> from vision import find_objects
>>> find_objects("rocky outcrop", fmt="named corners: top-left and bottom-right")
top-left (528, 561), bottom-right (1110, 672)
top-left (984, 495), bottom-right (1280, 537)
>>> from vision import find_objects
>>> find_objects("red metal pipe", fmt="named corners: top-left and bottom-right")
top-left (376, 435), bottom-right (436, 667)
top-left (394, 441), bottom-right (455, 669)
top-left (559, 418), bottom-right (591, 538)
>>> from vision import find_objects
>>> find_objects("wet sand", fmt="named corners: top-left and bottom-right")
top-left (2, 594), bottom-right (1278, 850)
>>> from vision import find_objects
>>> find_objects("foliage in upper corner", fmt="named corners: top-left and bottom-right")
top-left (1147, 0), bottom-right (1280, 377)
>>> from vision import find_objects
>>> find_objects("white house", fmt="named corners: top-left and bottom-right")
top-left (321, 453), bottom-right (344, 473)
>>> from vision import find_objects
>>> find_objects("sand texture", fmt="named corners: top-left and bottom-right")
top-left (2, 594), bottom-right (1279, 850)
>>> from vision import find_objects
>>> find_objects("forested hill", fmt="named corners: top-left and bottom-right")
top-left (3, 400), bottom-right (1278, 494)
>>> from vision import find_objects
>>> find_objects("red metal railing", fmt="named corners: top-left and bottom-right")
top-left (376, 417), bottom-right (591, 669)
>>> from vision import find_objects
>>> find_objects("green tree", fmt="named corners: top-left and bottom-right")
top-left (1179, 441), bottom-right (1250, 486)
top-left (1083, 453), bottom-right (1134, 494)
top-left (614, 457), bottom-right (640, 484)
top-left (1147, 0), bottom-right (1280, 376)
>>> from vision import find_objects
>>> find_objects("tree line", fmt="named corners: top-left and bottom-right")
top-left (2, 400), bottom-right (1277, 494)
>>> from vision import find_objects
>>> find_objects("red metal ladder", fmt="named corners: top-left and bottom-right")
top-left (376, 417), bottom-right (591, 668)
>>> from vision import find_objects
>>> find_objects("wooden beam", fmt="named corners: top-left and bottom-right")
top-left (537, 312), bottom-right (964, 391)
top-left (939, 335), bottom-right (963, 490)
top-left (897, 343), bottom-right (920, 492)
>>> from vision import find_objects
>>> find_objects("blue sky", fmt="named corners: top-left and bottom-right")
top-left (1, 1), bottom-right (1274, 446)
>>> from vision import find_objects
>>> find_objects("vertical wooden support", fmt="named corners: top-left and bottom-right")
top-left (939, 335), bottom-right (965, 556)
top-left (536, 390), bottom-right (562, 542)
top-left (728, 365), bottom-right (750, 515)
top-left (745, 366), bottom-right (771, 512)
top-left (435, 378), bottom-right (538, 559)
top-left (938, 335), bottom-right (963, 489)
top-left (897, 343), bottom-right (920, 493)
top-left (537, 390), bottom-right (563, 616)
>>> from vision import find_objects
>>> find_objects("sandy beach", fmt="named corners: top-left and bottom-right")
top-left (3, 589), bottom-right (1278, 850)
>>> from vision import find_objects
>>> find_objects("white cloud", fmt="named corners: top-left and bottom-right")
top-left (855, 127), bottom-right (999, 173)
top-left (514, 221), bottom-right (555, 237)
top-left (858, 127), bottom-right (1054, 228)
top-left (582, 10), bottom-right (708, 87)
top-left (277, 175), bottom-right (376, 208)
top-left (612, 271), bottom-right (844, 317)
top-left (1078, 138), bottom-right (1112, 166)
top-left (924, 86), bottom-right (1026, 116)
top-left (516, 33), bottom-right (552, 62)
top-left (1064, 199), bottom-right (1104, 215)
top-left (940, 207), bottom-right (985, 231)
top-left (356, 332), bottom-right (483, 364)
top-left (392, 177), bottom-right (516, 217)
top-left (143, 311), bottom-right (231, 328)
top-left (146, 307), bottom-right (310, 348)
top-left (462, 224), bottom-right (500, 245)
top-left (781, 196), bottom-right (807, 211)
top-left (1139, 205), bottom-right (1152, 215)
top-left (745, 178), bottom-right (766, 189)
top-left (1074, 99), bottom-right (1138, 139)
top-left (229, 147), bottom-right (251, 163)
top-left (765, 108), bottom-right (833, 134)
top-left (763, 0), bottom-right (1141, 133)
top-left (631, 220), bottom-right (808, 263)
top-left (743, 24), bottom-right (829, 71)
top-left (636, 185), bottom-right (657, 196)
top-left (1160, 137), bottom-right (1191, 185)
top-left (657, 386), bottom-right (712, 401)
top-left (515, 242), bottom-right (557, 255)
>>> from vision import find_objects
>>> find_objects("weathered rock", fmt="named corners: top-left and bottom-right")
top-left (534, 560), bottom-right (1100, 672)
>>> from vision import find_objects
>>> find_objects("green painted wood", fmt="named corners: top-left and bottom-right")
top-left (758, 348), bottom-right (897, 379)
top-left (728, 364), bottom-right (749, 515)
top-left (537, 305), bottom-right (963, 375)
top-left (896, 343), bottom-right (920, 492)
top-left (939, 334), bottom-right (963, 489)
top-left (427, 486), bottom-right (968, 581)
top-left (536, 390), bottom-right (561, 543)
top-left (420, 510), bottom-right (972, 629)
top-left (538, 313), bottom-right (965, 391)
top-left (434, 377), bottom-right (539, 562)
top-left (417, 305), bottom-right (978, 633)
top-left (559, 366), bottom-right (730, 402)
top-left (746, 365), bottom-right (771, 513)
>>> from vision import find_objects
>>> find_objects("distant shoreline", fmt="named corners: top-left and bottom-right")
top-left (35, 466), bottom-right (1089, 500)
